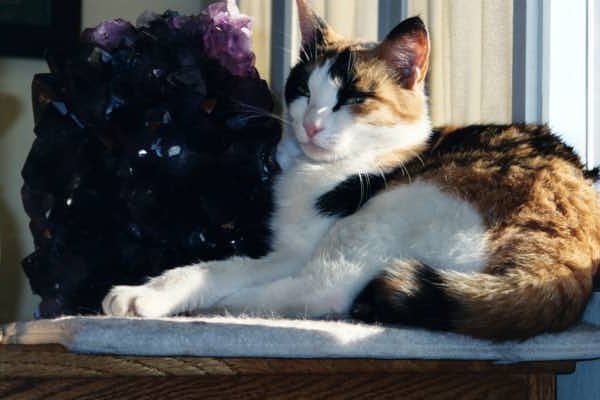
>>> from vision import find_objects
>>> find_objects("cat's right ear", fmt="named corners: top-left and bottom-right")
top-left (296, 0), bottom-right (335, 61)
top-left (378, 16), bottom-right (430, 89)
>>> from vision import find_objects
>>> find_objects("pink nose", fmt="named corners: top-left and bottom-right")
top-left (303, 122), bottom-right (323, 138)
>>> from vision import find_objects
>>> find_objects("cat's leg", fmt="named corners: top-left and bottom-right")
top-left (102, 253), bottom-right (303, 317)
top-left (215, 257), bottom-right (379, 318)
top-left (213, 215), bottom-right (390, 317)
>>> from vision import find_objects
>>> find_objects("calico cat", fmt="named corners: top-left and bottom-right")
top-left (103, 0), bottom-right (600, 340)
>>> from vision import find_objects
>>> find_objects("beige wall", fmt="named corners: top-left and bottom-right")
top-left (0, 59), bottom-right (43, 323)
top-left (0, 0), bottom-right (205, 323)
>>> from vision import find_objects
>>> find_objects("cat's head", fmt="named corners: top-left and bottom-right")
top-left (285, 0), bottom-right (431, 164)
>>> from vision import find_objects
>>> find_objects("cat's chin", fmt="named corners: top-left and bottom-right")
top-left (300, 142), bottom-right (341, 162)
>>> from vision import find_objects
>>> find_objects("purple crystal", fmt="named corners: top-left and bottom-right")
top-left (136, 11), bottom-right (160, 28)
top-left (82, 19), bottom-right (137, 50)
top-left (203, 1), bottom-right (256, 77)
top-left (22, 5), bottom-right (281, 318)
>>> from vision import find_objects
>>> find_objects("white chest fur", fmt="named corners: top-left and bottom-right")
top-left (271, 159), bottom-right (489, 275)
top-left (317, 181), bottom-right (489, 274)
top-left (269, 158), bottom-right (339, 256)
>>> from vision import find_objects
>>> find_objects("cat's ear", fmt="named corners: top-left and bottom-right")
top-left (378, 16), bottom-right (430, 89)
top-left (296, 0), bottom-right (337, 60)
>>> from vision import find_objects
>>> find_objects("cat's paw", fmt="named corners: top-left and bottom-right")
top-left (102, 285), bottom-right (176, 317)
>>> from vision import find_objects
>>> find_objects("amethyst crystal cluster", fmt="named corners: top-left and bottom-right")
top-left (22, 1), bottom-right (281, 318)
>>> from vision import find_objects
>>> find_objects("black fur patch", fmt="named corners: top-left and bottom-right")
top-left (315, 172), bottom-right (391, 217)
top-left (429, 124), bottom-right (588, 174)
top-left (285, 62), bottom-right (313, 104)
top-left (350, 263), bottom-right (459, 331)
top-left (328, 48), bottom-right (354, 85)
top-left (584, 167), bottom-right (600, 182)
top-left (329, 49), bottom-right (356, 111)
top-left (328, 48), bottom-right (377, 111)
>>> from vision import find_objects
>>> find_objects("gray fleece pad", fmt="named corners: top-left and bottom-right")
top-left (3, 312), bottom-right (600, 362)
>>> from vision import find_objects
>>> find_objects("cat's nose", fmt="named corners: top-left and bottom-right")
top-left (303, 122), bottom-right (324, 138)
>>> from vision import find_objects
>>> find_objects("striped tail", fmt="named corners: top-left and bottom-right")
top-left (350, 261), bottom-right (593, 340)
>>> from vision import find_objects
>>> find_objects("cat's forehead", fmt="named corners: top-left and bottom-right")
top-left (295, 40), bottom-right (377, 76)
top-left (315, 45), bottom-right (382, 89)
top-left (285, 41), bottom-right (398, 105)
top-left (321, 43), bottom-right (376, 68)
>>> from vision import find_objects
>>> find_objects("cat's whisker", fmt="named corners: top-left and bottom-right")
top-left (357, 172), bottom-right (365, 209)
top-left (361, 169), bottom-right (372, 202)
top-left (303, 46), bottom-right (312, 62)
top-left (412, 151), bottom-right (426, 167)
top-left (399, 161), bottom-right (412, 183)
top-left (373, 164), bottom-right (388, 188)
top-left (381, 168), bottom-right (388, 187)
top-left (272, 44), bottom-right (293, 56)
top-left (238, 114), bottom-right (273, 123)
top-left (297, 44), bottom-right (311, 62)
top-left (347, 50), bottom-right (355, 78)
top-left (232, 102), bottom-right (294, 127)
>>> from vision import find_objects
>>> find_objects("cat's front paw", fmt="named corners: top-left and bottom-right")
top-left (102, 285), bottom-right (176, 317)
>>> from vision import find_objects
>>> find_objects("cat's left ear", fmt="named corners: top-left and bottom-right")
top-left (296, 0), bottom-right (339, 60)
top-left (378, 16), bottom-right (430, 89)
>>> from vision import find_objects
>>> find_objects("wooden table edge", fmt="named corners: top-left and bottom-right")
top-left (0, 343), bottom-right (576, 378)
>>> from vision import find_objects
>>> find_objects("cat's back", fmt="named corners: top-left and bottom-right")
top-left (412, 124), bottom-right (599, 222)
top-left (401, 124), bottom-right (600, 275)
top-left (344, 123), bottom-right (600, 338)
top-left (316, 123), bottom-right (599, 230)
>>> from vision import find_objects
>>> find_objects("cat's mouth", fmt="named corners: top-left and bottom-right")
top-left (300, 142), bottom-right (338, 161)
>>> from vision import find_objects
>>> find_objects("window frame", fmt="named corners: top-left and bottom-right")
top-left (588, 0), bottom-right (599, 167)
top-left (513, 0), bottom-right (597, 167)
top-left (511, 0), bottom-right (548, 124)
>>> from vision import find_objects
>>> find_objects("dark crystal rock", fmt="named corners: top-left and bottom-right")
top-left (22, 10), bottom-right (281, 318)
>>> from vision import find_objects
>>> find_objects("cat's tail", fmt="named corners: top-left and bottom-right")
top-left (350, 260), bottom-right (593, 340)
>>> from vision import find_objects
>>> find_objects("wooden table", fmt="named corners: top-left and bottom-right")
top-left (0, 344), bottom-right (574, 399)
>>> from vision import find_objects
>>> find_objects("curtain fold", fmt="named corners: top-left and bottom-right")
top-left (240, 0), bottom-right (513, 126)
top-left (310, 0), bottom-right (378, 41)
top-left (408, 0), bottom-right (513, 125)
top-left (242, 0), bottom-right (379, 86)
top-left (289, 0), bottom-right (379, 69)
top-left (237, 0), bottom-right (272, 80)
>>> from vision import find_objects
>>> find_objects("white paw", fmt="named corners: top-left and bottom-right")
top-left (102, 285), bottom-right (176, 317)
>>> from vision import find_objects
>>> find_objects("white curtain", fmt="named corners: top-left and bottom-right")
top-left (290, 1), bottom-right (378, 64)
top-left (237, 0), bottom-right (272, 80)
top-left (408, 0), bottom-right (513, 125)
top-left (309, 0), bottom-right (378, 41)
top-left (240, 0), bottom-right (514, 126)
top-left (240, 0), bottom-right (378, 82)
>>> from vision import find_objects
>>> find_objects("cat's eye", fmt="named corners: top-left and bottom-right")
top-left (344, 96), bottom-right (366, 105)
